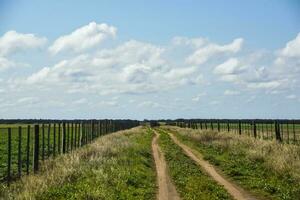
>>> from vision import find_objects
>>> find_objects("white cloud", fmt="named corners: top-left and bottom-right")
top-left (224, 90), bottom-right (240, 95)
top-left (0, 57), bottom-right (16, 71)
top-left (186, 38), bottom-right (243, 65)
top-left (279, 33), bottom-right (300, 58)
top-left (192, 92), bottom-right (206, 102)
top-left (137, 101), bottom-right (163, 109)
top-left (209, 100), bottom-right (220, 105)
top-left (17, 97), bottom-right (39, 104)
top-left (214, 58), bottom-right (244, 75)
top-left (247, 81), bottom-right (281, 90)
top-left (172, 36), bottom-right (206, 48)
top-left (286, 94), bottom-right (296, 99)
top-left (17, 40), bottom-right (204, 95)
top-left (0, 31), bottom-right (47, 56)
top-left (73, 98), bottom-right (87, 105)
top-left (49, 22), bottom-right (117, 54)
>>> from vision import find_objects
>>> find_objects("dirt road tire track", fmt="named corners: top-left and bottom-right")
top-left (165, 130), bottom-right (258, 200)
top-left (151, 129), bottom-right (180, 200)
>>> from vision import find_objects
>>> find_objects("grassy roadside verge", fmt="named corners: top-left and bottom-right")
top-left (164, 126), bottom-right (300, 200)
top-left (1, 126), bottom-right (157, 200)
top-left (155, 128), bottom-right (232, 200)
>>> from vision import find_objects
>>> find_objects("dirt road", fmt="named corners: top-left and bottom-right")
top-left (152, 129), bottom-right (180, 200)
top-left (167, 130), bottom-right (257, 200)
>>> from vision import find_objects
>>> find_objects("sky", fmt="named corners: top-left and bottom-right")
top-left (0, 0), bottom-right (299, 120)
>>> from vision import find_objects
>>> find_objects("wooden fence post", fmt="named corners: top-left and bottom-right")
top-left (26, 125), bottom-right (30, 175)
top-left (18, 127), bottom-right (22, 177)
top-left (275, 121), bottom-right (282, 142)
top-left (238, 120), bottom-right (241, 135)
top-left (47, 124), bottom-right (50, 157)
top-left (33, 125), bottom-right (39, 173)
top-left (62, 122), bottom-right (66, 153)
top-left (217, 121), bottom-right (220, 132)
top-left (253, 121), bottom-right (257, 138)
top-left (293, 120), bottom-right (296, 143)
top-left (58, 123), bottom-right (61, 154)
top-left (42, 124), bottom-right (45, 161)
top-left (227, 121), bottom-right (230, 132)
top-left (7, 128), bottom-right (12, 185)
top-left (53, 124), bottom-right (56, 157)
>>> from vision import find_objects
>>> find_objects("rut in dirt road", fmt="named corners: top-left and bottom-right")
top-left (166, 130), bottom-right (258, 200)
top-left (151, 129), bottom-right (180, 200)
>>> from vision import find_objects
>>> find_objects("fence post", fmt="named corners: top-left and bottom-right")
top-left (293, 120), bottom-right (296, 143)
top-left (33, 125), bottom-right (40, 173)
top-left (53, 124), bottom-right (56, 157)
top-left (71, 123), bottom-right (74, 151)
top-left (66, 123), bottom-right (69, 152)
top-left (26, 125), bottom-right (30, 175)
top-left (18, 127), bottom-right (22, 177)
top-left (63, 122), bottom-right (66, 153)
top-left (227, 121), bottom-right (230, 132)
top-left (79, 122), bottom-right (83, 146)
top-left (253, 121), bottom-right (257, 138)
top-left (42, 124), bottom-right (45, 161)
top-left (286, 122), bottom-right (289, 143)
top-left (47, 124), bottom-right (50, 157)
top-left (7, 128), bottom-right (12, 185)
top-left (238, 120), bottom-right (241, 135)
top-left (58, 123), bottom-right (61, 154)
top-left (217, 121), bottom-right (220, 132)
top-left (275, 121), bottom-right (282, 142)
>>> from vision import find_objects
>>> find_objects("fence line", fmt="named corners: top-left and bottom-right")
top-left (167, 119), bottom-right (300, 144)
top-left (0, 119), bottom-right (139, 185)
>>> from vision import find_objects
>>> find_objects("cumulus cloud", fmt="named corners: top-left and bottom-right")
top-left (3, 25), bottom-right (300, 117)
top-left (137, 101), bottom-right (164, 109)
top-left (186, 38), bottom-right (243, 65)
top-left (286, 94), bottom-right (297, 99)
top-left (279, 33), bottom-right (300, 58)
top-left (192, 92), bottom-right (206, 102)
top-left (0, 57), bottom-right (16, 71)
top-left (172, 36), bottom-right (206, 48)
top-left (49, 22), bottom-right (117, 54)
top-left (214, 58), bottom-right (244, 75)
top-left (0, 30), bottom-right (47, 56)
top-left (14, 39), bottom-right (205, 96)
top-left (224, 90), bottom-right (240, 95)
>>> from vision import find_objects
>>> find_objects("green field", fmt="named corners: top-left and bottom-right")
top-left (0, 123), bottom-right (84, 182)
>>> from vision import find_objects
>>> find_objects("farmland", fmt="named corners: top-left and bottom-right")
top-left (0, 120), bottom-right (299, 200)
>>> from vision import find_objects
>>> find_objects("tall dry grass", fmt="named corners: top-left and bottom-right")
top-left (0, 127), bottom-right (143, 200)
top-left (166, 126), bottom-right (300, 181)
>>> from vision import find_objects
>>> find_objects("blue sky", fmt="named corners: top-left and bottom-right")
top-left (0, 0), bottom-right (299, 119)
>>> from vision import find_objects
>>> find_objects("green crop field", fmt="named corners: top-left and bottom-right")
top-left (0, 124), bottom-right (77, 182)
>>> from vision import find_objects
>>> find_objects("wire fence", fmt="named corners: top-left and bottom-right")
top-left (167, 119), bottom-right (300, 144)
top-left (0, 119), bottom-right (139, 185)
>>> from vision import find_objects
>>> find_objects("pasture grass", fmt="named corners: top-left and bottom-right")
top-left (155, 128), bottom-right (232, 200)
top-left (0, 126), bottom-right (157, 200)
top-left (164, 126), bottom-right (300, 200)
